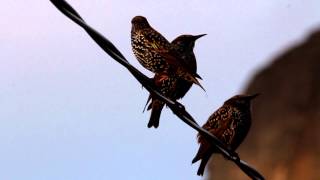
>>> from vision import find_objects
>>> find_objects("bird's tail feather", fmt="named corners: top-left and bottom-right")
top-left (147, 100), bottom-right (164, 128)
top-left (192, 143), bottom-right (210, 163)
top-left (197, 152), bottom-right (212, 176)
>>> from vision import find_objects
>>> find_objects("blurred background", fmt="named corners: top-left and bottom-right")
top-left (0, 0), bottom-right (319, 180)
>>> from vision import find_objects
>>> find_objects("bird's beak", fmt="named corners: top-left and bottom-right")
top-left (247, 93), bottom-right (260, 100)
top-left (187, 75), bottom-right (205, 92)
top-left (193, 34), bottom-right (207, 40)
top-left (194, 80), bottom-right (206, 92)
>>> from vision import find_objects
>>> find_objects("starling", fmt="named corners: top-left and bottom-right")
top-left (192, 94), bottom-right (259, 176)
top-left (131, 16), bottom-right (204, 89)
top-left (144, 34), bottom-right (206, 128)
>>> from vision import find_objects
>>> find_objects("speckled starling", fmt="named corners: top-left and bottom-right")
top-left (131, 16), bottom-right (204, 89)
top-left (144, 34), bottom-right (206, 128)
top-left (192, 94), bottom-right (259, 176)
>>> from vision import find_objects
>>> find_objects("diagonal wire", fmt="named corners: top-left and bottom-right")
top-left (49, 0), bottom-right (265, 179)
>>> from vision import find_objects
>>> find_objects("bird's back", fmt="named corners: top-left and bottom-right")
top-left (199, 104), bottom-right (251, 151)
top-left (131, 26), bottom-right (171, 73)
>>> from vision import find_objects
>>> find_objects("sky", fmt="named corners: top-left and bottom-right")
top-left (1, 0), bottom-right (320, 180)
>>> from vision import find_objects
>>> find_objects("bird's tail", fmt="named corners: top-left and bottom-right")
top-left (147, 99), bottom-right (164, 128)
top-left (197, 152), bottom-right (212, 176)
top-left (192, 143), bottom-right (210, 163)
top-left (192, 143), bottom-right (212, 176)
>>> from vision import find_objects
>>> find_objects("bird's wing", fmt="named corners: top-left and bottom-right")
top-left (200, 106), bottom-right (233, 144)
top-left (156, 50), bottom-right (182, 68)
top-left (142, 29), bottom-right (170, 50)
top-left (141, 30), bottom-right (190, 70)
top-left (142, 29), bottom-right (203, 80)
top-left (228, 109), bottom-right (251, 149)
top-left (156, 50), bottom-right (203, 80)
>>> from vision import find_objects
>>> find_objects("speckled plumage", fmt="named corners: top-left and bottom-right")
top-left (144, 34), bottom-right (206, 128)
top-left (146, 73), bottom-right (178, 128)
top-left (131, 22), bottom-right (170, 72)
top-left (192, 94), bottom-right (259, 176)
top-left (131, 16), bottom-right (203, 88)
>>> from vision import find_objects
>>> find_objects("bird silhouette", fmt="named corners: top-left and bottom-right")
top-left (144, 34), bottom-right (206, 128)
top-left (131, 16), bottom-right (204, 89)
top-left (192, 94), bottom-right (259, 176)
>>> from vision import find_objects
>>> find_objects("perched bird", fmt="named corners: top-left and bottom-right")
top-left (192, 94), bottom-right (259, 176)
top-left (144, 34), bottom-right (206, 128)
top-left (131, 16), bottom-right (204, 89)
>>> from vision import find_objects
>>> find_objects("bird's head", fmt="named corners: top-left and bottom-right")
top-left (171, 34), bottom-right (206, 51)
top-left (225, 93), bottom-right (260, 108)
top-left (131, 16), bottom-right (150, 30)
